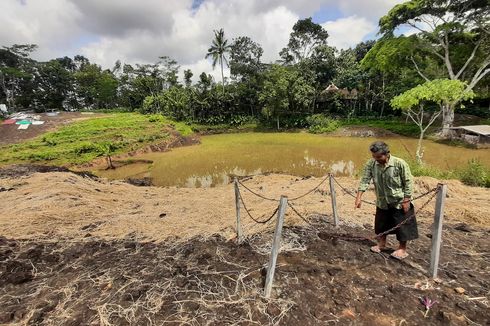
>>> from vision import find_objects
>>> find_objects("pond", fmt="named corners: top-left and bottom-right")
top-left (96, 133), bottom-right (490, 187)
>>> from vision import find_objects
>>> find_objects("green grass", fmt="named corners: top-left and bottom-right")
top-left (408, 159), bottom-right (490, 188)
top-left (0, 112), bottom-right (193, 166)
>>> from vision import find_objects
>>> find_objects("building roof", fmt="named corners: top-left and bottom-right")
top-left (450, 125), bottom-right (490, 136)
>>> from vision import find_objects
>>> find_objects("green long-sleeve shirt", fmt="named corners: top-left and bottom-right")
top-left (358, 155), bottom-right (413, 209)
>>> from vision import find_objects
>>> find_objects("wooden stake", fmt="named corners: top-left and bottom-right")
top-left (429, 184), bottom-right (447, 279)
top-left (329, 174), bottom-right (339, 226)
top-left (264, 195), bottom-right (287, 298)
top-left (234, 178), bottom-right (243, 244)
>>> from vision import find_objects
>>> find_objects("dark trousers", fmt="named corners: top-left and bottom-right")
top-left (375, 203), bottom-right (419, 242)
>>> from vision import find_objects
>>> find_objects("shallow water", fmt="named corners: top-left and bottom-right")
top-left (96, 133), bottom-right (490, 187)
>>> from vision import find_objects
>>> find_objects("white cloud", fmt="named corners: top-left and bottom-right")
top-left (337, 0), bottom-right (405, 20)
top-left (0, 0), bottom-right (405, 78)
top-left (322, 15), bottom-right (377, 49)
top-left (0, 0), bottom-right (83, 60)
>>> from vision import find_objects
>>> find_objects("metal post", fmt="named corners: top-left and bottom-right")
top-left (264, 195), bottom-right (288, 298)
top-left (234, 178), bottom-right (243, 244)
top-left (429, 184), bottom-right (447, 279)
top-left (329, 174), bottom-right (339, 226)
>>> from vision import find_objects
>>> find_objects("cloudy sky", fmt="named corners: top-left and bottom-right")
top-left (1, 0), bottom-right (404, 80)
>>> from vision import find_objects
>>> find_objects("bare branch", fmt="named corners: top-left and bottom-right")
top-left (410, 56), bottom-right (430, 82)
top-left (456, 41), bottom-right (481, 79)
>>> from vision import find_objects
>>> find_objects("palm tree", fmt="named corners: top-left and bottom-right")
top-left (205, 28), bottom-right (231, 94)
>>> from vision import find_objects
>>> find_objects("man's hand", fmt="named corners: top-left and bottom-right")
top-left (355, 192), bottom-right (364, 209)
top-left (401, 199), bottom-right (411, 213)
top-left (355, 197), bottom-right (362, 208)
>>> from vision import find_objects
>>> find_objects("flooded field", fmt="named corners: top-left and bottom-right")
top-left (96, 133), bottom-right (490, 187)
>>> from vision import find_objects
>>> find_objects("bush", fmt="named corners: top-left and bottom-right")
top-left (459, 159), bottom-right (490, 187)
top-left (306, 114), bottom-right (340, 133)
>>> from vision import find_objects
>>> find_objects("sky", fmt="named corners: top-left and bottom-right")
top-left (0, 0), bottom-right (405, 81)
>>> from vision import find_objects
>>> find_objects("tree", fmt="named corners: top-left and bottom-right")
top-left (279, 18), bottom-right (329, 64)
top-left (229, 36), bottom-right (263, 80)
top-left (0, 44), bottom-right (37, 110)
top-left (259, 65), bottom-right (315, 129)
top-left (34, 58), bottom-right (74, 110)
top-left (184, 69), bottom-right (193, 88)
top-left (379, 0), bottom-right (490, 137)
top-left (205, 28), bottom-right (231, 94)
top-left (391, 79), bottom-right (475, 163)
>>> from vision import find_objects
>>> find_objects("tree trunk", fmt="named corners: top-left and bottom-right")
top-left (220, 57), bottom-right (225, 95)
top-left (276, 116), bottom-right (280, 130)
top-left (106, 155), bottom-right (115, 169)
top-left (416, 129), bottom-right (424, 165)
top-left (441, 103), bottom-right (455, 139)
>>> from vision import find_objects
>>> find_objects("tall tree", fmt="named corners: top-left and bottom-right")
top-left (205, 28), bottom-right (231, 94)
top-left (0, 44), bottom-right (37, 110)
top-left (229, 36), bottom-right (263, 81)
top-left (259, 65), bottom-right (315, 129)
top-left (279, 18), bottom-right (329, 64)
top-left (379, 0), bottom-right (490, 137)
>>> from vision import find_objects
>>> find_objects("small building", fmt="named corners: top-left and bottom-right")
top-left (450, 125), bottom-right (490, 148)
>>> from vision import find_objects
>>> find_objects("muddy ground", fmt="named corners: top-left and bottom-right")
top-left (0, 112), bottom-right (105, 146)
top-left (0, 220), bottom-right (488, 325)
top-left (0, 166), bottom-right (489, 325)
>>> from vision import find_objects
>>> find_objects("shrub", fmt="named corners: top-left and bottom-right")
top-left (73, 142), bottom-right (99, 154)
top-left (459, 159), bottom-right (489, 187)
top-left (306, 114), bottom-right (340, 133)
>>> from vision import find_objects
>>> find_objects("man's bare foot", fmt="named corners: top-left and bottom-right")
top-left (391, 248), bottom-right (409, 260)
top-left (370, 245), bottom-right (385, 253)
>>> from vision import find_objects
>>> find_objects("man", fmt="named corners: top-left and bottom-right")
top-left (355, 141), bottom-right (417, 260)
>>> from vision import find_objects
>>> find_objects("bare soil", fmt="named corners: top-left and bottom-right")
top-left (0, 166), bottom-right (489, 325)
top-left (0, 112), bottom-right (105, 146)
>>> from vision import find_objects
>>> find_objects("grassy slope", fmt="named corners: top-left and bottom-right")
top-left (0, 113), bottom-right (192, 167)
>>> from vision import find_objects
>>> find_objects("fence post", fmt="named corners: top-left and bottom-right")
top-left (264, 195), bottom-right (288, 298)
top-left (234, 178), bottom-right (243, 244)
top-left (429, 184), bottom-right (447, 279)
top-left (329, 174), bottom-right (339, 226)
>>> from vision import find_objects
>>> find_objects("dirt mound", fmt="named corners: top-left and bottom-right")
top-left (0, 171), bottom-right (489, 243)
top-left (329, 126), bottom-right (399, 137)
top-left (0, 164), bottom-right (97, 179)
top-left (0, 222), bottom-right (488, 325)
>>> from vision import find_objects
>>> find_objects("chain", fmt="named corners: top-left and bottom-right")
top-left (332, 176), bottom-right (377, 206)
top-left (237, 185), bottom-right (279, 224)
top-left (236, 178), bottom-right (277, 202)
top-left (373, 187), bottom-right (439, 239)
top-left (333, 186), bottom-right (440, 242)
top-left (287, 202), bottom-right (315, 226)
top-left (289, 175), bottom-right (330, 201)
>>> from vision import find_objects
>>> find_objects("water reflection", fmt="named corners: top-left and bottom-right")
top-left (95, 133), bottom-right (490, 188)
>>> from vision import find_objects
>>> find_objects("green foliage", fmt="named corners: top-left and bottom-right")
top-left (259, 64), bottom-right (315, 129)
top-left (391, 79), bottom-right (475, 110)
top-left (141, 87), bottom-right (191, 120)
top-left (459, 159), bottom-right (490, 188)
top-left (407, 159), bottom-right (490, 188)
top-left (0, 113), bottom-right (179, 166)
top-left (306, 114), bottom-right (340, 133)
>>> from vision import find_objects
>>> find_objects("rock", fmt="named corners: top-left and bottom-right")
top-left (454, 287), bottom-right (465, 294)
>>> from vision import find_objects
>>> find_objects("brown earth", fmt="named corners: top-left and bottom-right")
top-left (0, 112), bottom-right (106, 146)
top-left (329, 126), bottom-right (399, 137)
top-left (0, 167), bottom-right (489, 325)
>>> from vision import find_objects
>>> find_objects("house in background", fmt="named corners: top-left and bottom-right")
top-left (450, 125), bottom-right (490, 148)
